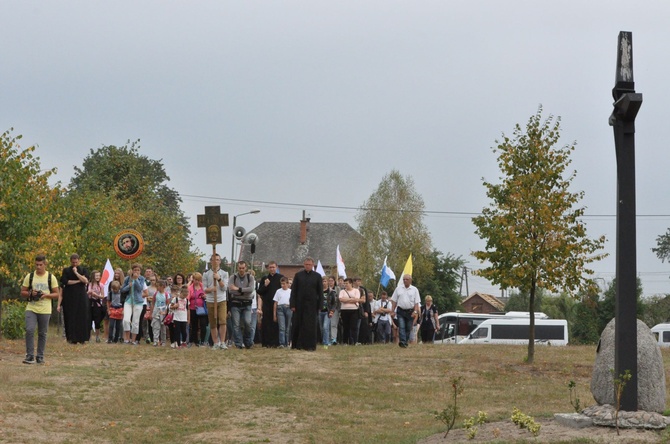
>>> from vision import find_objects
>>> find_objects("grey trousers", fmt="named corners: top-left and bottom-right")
top-left (25, 311), bottom-right (50, 359)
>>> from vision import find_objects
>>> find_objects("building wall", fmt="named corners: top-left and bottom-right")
top-left (463, 295), bottom-right (497, 314)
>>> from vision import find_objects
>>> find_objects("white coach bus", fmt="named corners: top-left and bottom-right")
top-left (458, 318), bottom-right (569, 346)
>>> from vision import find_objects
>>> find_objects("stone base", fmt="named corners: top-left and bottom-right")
top-left (554, 413), bottom-right (593, 429)
top-left (581, 404), bottom-right (670, 430)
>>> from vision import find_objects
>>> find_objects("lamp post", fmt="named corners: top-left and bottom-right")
top-left (230, 210), bottom-right (260, 272)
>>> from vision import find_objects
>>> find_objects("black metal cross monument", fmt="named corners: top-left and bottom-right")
top-left (609, 31), bottom-right (643, 411)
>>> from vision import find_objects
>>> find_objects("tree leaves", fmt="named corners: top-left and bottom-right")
top-left (472, 108), bottom-right (607, 362)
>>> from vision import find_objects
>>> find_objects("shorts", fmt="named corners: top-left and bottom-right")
top-left (207, 301), bottom-right (227, 327)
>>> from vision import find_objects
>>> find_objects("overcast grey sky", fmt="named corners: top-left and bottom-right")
top-left (4, 1), bottom-right (670, 297)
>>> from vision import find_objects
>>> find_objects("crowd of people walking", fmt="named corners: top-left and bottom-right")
top-left (20, 253), bottom-right (442, 364)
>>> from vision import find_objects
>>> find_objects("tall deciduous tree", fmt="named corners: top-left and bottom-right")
top-left (0, 129), bottom-right (58, 294)
top-left (354, 170), bottom-right (433, 290)
top-left (472, 108), bottom-right (606, 363)
top-left (67, 142), bottom-right (199, 275)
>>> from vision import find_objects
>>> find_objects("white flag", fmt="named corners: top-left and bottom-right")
top-left (315, 260), bottom-right (325, 276)
top-left (336, 245), bottom-right (346, 279)
top-left (100, 259), bottom-right (114, 298)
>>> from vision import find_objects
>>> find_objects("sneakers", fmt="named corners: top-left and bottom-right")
top-left (171, 342), bottom-right (177, 349)
top-left (36, 357), bottom-right (45, 365)
top-left (212, 343), bottom-right (221, 350)
top-left (220, 342), bottom-right (228, 350)
top-left (153, 342), bottom-right (158, 347)
top-left (22, 355), bottom-right (35, 365)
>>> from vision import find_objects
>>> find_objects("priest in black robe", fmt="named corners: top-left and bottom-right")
top-left (290, 257), bottom-right (322, 351)
top-left (59, 253), bottom-right (91, 344)
top-left (256, 261), bottom-right (283, 347)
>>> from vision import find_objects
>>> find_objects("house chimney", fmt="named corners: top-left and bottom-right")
top-left (300, 213), bottom-right (307, 244)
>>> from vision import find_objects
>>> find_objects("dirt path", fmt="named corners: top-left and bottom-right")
top-left (418, 418), bottom-right (665, 443)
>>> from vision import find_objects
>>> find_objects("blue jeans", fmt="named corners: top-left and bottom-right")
top-left (276, 305), bottom-right (292, 347)
top-left (396, 309), bottom-right (414, 346)
top-left (230, 304), bottom-right (253, 348)
top-left (319, 311), bottom-right (331, 345)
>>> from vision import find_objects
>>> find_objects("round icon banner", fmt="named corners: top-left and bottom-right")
top-left (114, 229), bottom-right (144, 260)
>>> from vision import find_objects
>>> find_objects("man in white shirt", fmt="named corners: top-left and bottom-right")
top-left (203, 254), bottom-right (229, 350)
top-left (390, 274), bottom-right (420, 348)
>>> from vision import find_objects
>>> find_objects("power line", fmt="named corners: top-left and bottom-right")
top-left (181, 194), bottom-right (670, 218)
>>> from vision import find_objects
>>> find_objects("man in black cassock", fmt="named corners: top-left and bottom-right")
top-left (256, 261), bottom-right (283, 347)
top-left (290, 257), bottom-right (322, 351)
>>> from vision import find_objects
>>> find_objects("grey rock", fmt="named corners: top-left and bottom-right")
top-left (591, 319), bottom-right (666, 413)
top-left (554, 413), bottom-right (593, 429)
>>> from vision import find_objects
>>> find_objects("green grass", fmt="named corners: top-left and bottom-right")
top-left (1, 327), bottom-right (668, 443)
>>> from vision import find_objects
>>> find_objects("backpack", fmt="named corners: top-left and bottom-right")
top-left (28, 271), bottom-right (57, 292)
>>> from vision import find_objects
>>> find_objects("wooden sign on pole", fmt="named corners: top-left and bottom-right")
top-left (197, 206), bottom-right (229, 321)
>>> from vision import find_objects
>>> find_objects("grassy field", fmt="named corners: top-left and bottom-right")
top-left (1, 328), bottom-right (669, 443)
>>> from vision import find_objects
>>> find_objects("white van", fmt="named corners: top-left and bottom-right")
top-left (459, 318), bottom-right (569, 346)
top-left (650, 323), bottom-right (670, 347)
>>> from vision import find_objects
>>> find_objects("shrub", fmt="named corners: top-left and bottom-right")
top-left (1, 299), bottom-right (27, 339)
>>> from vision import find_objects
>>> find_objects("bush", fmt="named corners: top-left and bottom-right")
top-left (1, 299), bottom-right (27, 339)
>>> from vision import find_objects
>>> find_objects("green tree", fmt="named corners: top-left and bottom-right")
top-left (0, 129), bottom-right (58, 296)
top-left (354, 170), bottom-right (433, 290)
top-left (641, 294), bottom-right (670, 328)
top-left (421, 250), bottom-right (465, 313)
top-left (571, 289), bottom-right (601, 344)
top-left (67, 142), bottom-right (199, 275)
top-left (472, 108), bottom-right (606, 363)
top-left (504, 289), bottom-right (545, 312)
top-left (597, 278), bottom-right (644, 334)
top-left (652, 229), bottom-right (670, 264)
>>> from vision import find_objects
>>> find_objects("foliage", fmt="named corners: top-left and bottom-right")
top-left (462, 411), bottom-right (487, 440)
top-left (472, 107), bottom-right (606, 363)
top-left (570, 290), bottom-right (601, 344)
top-left (612, 369), bottom-right (632, 436)
top-left (354, 170), bottom-right (434, 291)
top-left (420, 250), bottom-right (465, 313)
top-left (434, 376), bottom-right (464, 438)
top-left (567, 380), bottom-right (582, 413)
top-left (598, 278), bottom-right (644, 334)
top-left (505, 289), bottom-right (545, 312)
top-left (66, 142), bottom-right (200, 275)
top-left (1, 299), bottom-right (27, 339)
top-left (640, 294), bottom-right (670, 328)
top-left (511, 407), bottom-right (541, 436)
top-left (0, 129), bottom-right (59, 292)
top-left (652, 229), bottom-right (670, 264)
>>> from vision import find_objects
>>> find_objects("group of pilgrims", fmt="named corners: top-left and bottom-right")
top-left (55, 254), bottom-right (442, 351)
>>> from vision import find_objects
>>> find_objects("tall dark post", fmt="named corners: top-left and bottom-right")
top-left (609, 31), bottom-right (642, 411)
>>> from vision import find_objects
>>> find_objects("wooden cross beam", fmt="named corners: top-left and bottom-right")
top-left (197, 206), bottom-right (229, 246)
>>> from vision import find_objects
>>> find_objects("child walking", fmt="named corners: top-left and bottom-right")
top-left (107, 281), bottom-right (124, 344)
top-left (169, 285), bottom-right (189, 348)
top-left (88, 270), bottom-right (105, 343)
top-left (273, 277), bottom-right (292, 348)
top-left (151, 280), bottom-right (169, 346)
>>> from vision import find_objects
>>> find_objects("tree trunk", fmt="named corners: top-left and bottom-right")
top-left (527, 279), bottom-right (536, 364)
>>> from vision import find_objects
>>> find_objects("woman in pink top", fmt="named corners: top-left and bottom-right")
top-left (188, 272), bottom-right (208, 346)
top-left (338, 278), bottom-right (362, 345)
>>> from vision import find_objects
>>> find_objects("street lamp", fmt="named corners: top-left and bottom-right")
top-left (230, 210), bottom-right (260, 271)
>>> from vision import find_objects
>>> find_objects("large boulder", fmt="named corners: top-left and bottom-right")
top-left (591, 319), bottom-right (666, 413)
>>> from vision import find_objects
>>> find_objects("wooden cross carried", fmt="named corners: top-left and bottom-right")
top-left (197, 206), bottom-right (229, 320)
